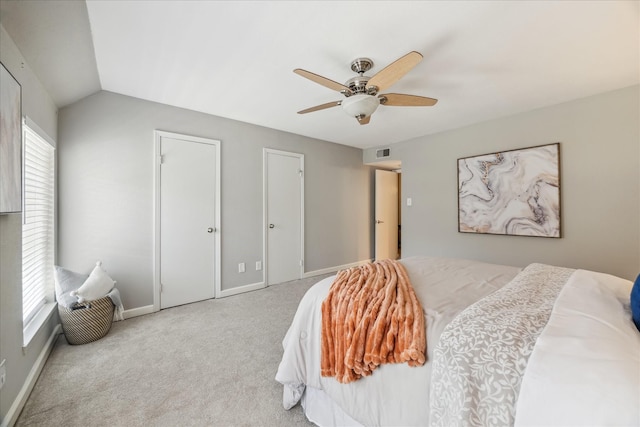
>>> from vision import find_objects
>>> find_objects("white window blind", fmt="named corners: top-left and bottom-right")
top-left (22, 124), bottom-right (55, 326)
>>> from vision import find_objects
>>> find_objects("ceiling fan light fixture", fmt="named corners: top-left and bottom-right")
top-left (294, 51), bottom-right (435, 124)
top-left (341, 94), bottom-right (380, 118)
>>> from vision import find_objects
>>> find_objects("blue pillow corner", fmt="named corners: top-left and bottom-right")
top-left (631, 273), bottom-right (640, 332)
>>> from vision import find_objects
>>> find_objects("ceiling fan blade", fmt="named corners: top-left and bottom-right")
top-left (294, 69), bottom-right (352, 94)
top-left (379, 93), bottom-right (438, 107)
top-left (357, 115), bottom-right (371, 125)
top-left (366, 51), bottom-right (423, 93)
top-left (297, 100), bottom-right (342, 114)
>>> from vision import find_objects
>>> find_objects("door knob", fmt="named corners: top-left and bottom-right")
top-left (207, 227), bottom-right (214, 233)
top-left (269, 224), bottom-right (275, 229)
top-left (376, 220), bottom-right (384, 224)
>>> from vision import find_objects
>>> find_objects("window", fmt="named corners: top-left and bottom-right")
top-left (22, 121), bottom-right (55, 328)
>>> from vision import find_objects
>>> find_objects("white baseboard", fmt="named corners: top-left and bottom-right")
top-left (123, 272), bottom-right (334, 315)
top-left (302, 259), bottom-right (372, 278)
top-left (219, 281), bottom-right (265, 298)
top-left (3, 324), bottom-right (62, 427)
top-left (123, 305), bottom-right (155, 319)
top-left (121, 282), bottom-right (267, 317)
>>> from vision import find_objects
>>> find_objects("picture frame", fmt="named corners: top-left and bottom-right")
top-left (1, 61), bottom-right (22, 213)
top-left (458, 143), bottom-right (561, 238)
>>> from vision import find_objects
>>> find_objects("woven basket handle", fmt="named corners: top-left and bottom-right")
top-left (71, 302), bottom-right (92, 311)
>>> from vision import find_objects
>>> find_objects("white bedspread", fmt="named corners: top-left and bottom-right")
top-left (515, 269), bottom-right (640, 426)
top-left (276, 256), bottom-right (521, 426)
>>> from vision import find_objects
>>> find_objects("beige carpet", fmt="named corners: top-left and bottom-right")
top-left (17, 274), bottom-right (333, 426)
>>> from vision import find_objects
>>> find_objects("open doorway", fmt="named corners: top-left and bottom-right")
top-left (374, 166), bottom-right (402, 261)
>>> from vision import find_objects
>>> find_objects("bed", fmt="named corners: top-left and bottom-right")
top-left (275, 256), bottom-right (640, 426)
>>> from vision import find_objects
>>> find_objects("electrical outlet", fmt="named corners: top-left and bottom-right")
top-left (238, 262), bottom-right (245, 273)
top-left (256, 261), bottom-right (262, 271)
top-left (0, 359), bottom-right (6, 390)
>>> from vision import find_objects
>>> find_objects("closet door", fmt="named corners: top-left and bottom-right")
top-left (264, 149), bottom-right (304, 285)
top-left (157, 132), bottom-right (220, 308)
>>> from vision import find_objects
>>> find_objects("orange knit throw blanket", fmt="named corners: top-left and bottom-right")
top-left (321, 259), bottom-right (426, 384)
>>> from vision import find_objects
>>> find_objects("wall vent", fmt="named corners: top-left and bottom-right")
top-left (376, 148), bottom-right (390, 159)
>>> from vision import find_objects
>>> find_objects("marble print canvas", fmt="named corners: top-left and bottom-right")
top-left (458, 143), bottom-right (560, 238)
top-left (1, 62), bottom-right (22, 213)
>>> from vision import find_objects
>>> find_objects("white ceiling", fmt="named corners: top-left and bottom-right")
top-left (2, 1), bottom-right (638, 149)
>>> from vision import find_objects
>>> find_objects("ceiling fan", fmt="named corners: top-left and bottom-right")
top-left (294, 51), bottom-right (437, 125)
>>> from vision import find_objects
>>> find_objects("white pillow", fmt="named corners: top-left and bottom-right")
top-left (70, 261), bottom-right (116, 303)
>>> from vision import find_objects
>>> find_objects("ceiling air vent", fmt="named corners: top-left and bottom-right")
top-left (376, 148), bottom-right (390, 159)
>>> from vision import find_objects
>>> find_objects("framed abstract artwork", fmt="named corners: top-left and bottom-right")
top-left (1, 61), bottom-right (22, 213)
top-left (458, 143), bottom-right (561, 238)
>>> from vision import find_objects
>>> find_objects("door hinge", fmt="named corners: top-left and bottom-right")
top-left (298, 169), bottom-right (303, 177)
top-left (158, 155), bottom-right (164, 165)
top-left (299, 259), bottom-right (304, 267)
top-left (160, 283), bottom-right (163, 293)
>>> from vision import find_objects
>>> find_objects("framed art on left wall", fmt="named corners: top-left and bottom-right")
top-left (0, 61), bottom-right (22, 213)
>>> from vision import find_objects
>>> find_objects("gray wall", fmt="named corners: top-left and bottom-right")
top-left (0, 25), bottom-right (59, 422)
top-left (57, 91), bottom-right (372, 310)
top-left (365, 85), bottom-right (639, 280)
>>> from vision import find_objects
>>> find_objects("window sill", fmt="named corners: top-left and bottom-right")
top-left (23, 302), bottom-right (57, 352)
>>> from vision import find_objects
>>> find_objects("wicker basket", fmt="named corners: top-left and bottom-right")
top-left (58, 296), bottom-right (115, 345)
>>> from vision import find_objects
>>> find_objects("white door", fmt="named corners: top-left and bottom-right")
top-left (375, 169), bottom-right (399, 260)
top-left (157, 132), bottom-right (220, 309)
top-left (264, 149), bottom-right (304, 285)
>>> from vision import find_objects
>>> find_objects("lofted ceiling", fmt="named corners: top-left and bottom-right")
top-left (1, 0), bottom-right (638, 149)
